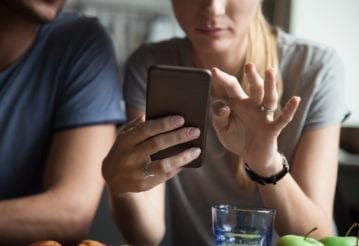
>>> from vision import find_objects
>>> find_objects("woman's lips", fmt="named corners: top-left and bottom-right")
top-left (195, 27), bottom-right (227, 37)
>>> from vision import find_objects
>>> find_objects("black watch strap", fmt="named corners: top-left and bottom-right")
top-left (244, 154), bottom-right (289, 185)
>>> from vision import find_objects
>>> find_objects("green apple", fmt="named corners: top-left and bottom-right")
top-left (276, 227), bottom-right (324, 246)
top-left (320, 236), bottom-right (357, 246)
top-left (276, 235), bottom-right (324, 246)
top-left (320, 222), bottom-right (359, 246)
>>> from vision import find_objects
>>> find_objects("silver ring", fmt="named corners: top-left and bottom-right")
top-left (260, 105), bottom-right (276, 114)
top-left (143, 160), bottom-right (155, 178)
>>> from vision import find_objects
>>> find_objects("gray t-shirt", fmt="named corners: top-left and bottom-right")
top-left (123, 30), bottom-right (349, 245)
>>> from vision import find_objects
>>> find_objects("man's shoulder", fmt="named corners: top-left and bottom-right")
top-left (35, 11), bottom-right (114, 61)
top-left (42, 11), bottom-right (106, 40)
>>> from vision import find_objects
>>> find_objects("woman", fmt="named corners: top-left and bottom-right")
top-left (102, 0), bottom-right (349, 245)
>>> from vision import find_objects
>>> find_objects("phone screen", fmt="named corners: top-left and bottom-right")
top-left (146, 65), bottom-right (211, 168)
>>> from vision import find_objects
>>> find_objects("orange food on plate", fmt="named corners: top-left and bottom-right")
top-left (29, 240), bottom-right (62, 246)
top-left (77, 239), bottom-right (106, 246)
top-left (30, 239), bottom-right (106, 246)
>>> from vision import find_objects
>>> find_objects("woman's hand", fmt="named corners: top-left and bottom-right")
top-left (102, 115), bottom-right (201, 195)
top-left (211, 64), bottom-right (300, 175)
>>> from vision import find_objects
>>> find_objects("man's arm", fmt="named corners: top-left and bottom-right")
top-left (0, 124), bottom-right (117, 245)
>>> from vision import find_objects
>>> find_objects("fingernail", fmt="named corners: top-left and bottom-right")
top-left (191, 147), bottom-right (201, 157)
top-left (172, 116), bottom-right (184, 127)
top-left (188, 128), bottom-right (200, 138)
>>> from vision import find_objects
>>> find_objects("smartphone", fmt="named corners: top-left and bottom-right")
top-left (146, 65), bottom-right (211, 168)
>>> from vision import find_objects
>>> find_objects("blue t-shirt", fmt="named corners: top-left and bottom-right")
top-left (0, 12), bottom-right (125, 199)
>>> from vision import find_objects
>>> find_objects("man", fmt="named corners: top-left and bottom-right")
top-left (0, 0), bottom-right (125, 244)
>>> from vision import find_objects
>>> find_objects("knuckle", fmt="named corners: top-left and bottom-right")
top-left (267, 99), bottom-right (277, 107)
top-left (252, 79), bottom-right (263, 89)
top-left (229, 80), bottom-right (237, 90)
top-left (228, 74), bottom-right (238, 82)
top-left (177, 151), bottom-right (194, 166)
top-left (225, 75), bottom-right (238, 87)
top-left (149, 136), bottom-right (165, 150)
top-left (164, 170), bottom-right (173, 180)
top-left (183, 152), bottom-right (194, 164)
top-left (156, 116), bottom-right (177, 132)
top-left (157, 118), bottom-right (168, 129)
top-left (170, 130), bottom-right (183, 142)
top-left (140, 124), bottom-right (153, 138)
top-left (158, 159), bottom-right (171, 173)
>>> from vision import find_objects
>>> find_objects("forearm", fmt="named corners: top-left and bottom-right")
top-left (259, 126), bottom-right (341, 238)
top-left (109, 185), bottom-right (165, 246)
top-left (0, 190), bottom-right (91, 244)
top-left (259, 174), bottom-right (333, 238)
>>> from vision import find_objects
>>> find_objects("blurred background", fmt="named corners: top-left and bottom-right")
top-left (63, 0), bottom-right (359, 244)
top-left (65, 0), bottom-right (183, 72)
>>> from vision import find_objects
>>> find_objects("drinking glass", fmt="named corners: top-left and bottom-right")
top-left (212, 205), bottom-right (275, 246)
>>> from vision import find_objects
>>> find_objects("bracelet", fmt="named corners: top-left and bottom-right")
top-left (244, 153), bottom-right (289, 185)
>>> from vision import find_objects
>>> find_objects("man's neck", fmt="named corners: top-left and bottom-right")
top-left (0, 11), bottom-right (39, 72)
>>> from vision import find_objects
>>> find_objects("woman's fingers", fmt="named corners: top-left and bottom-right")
top-left (273, 96), bottom-right (301, 132)
top-left (211, 67), bottom-right (247, 100)
top-left (212, 65), bottom-right (279, 113)
top-left (244, 65), bottom-right (278, 112)
top-left (262, 68), bottom-right (278, 111)
top-left (212, 100), bottom-right (231, 132)
top-left (244, 64), bottom-right (264, 104)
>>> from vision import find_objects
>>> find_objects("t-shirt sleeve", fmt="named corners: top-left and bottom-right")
top-left (53, 18), bottom-right (126, 130)
top-left (123, 45), bottom-right (152, 111)
top-left (305, 48), bottom-right (351, 129)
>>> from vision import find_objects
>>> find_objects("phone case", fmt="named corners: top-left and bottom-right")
top-left (146, 65), bottom-right (211, 168)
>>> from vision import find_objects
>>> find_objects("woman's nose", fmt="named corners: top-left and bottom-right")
top-left (202, 0), bottom-right (226, 17)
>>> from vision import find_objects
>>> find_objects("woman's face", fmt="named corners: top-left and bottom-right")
top-left (172, 0), bottom-right (260, 53)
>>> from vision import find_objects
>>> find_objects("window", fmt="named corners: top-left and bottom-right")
top-left (290, 0), bottom-right (359, 126)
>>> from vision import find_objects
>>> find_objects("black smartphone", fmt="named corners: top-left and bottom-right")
top-left (146, 65), bottom-right (211, 168)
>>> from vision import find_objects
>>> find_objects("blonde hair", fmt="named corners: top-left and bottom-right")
top-left (235, 6), bottom-right (283, 190)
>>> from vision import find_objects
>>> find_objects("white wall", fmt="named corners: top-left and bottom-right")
top-left (290, 0), bottom-right (359, 126)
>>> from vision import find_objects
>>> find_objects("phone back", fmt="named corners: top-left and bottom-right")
top-left (146, 65), bottom-right (211, 167)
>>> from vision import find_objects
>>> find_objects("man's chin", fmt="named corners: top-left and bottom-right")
top-left (34, 8), bottom-right (59, 23)
top-left (29, 2), bottom-right (63, 23)
top-left (16, 0), bottom-right (64, 23)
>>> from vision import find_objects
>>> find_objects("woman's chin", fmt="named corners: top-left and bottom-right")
top-left (193, 40), bottom-right (232, 55)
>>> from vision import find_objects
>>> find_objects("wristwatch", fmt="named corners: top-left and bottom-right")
top-left (244, 153), bottom-right (289, 185)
